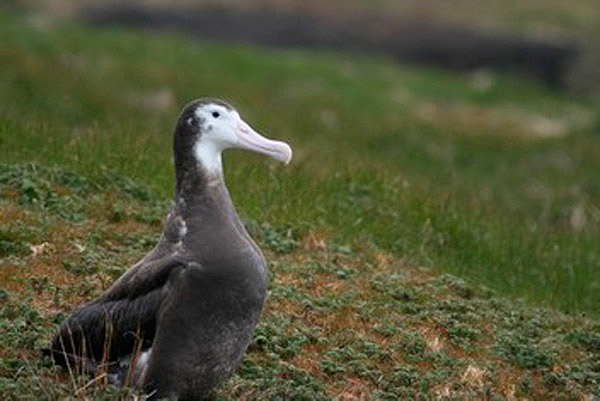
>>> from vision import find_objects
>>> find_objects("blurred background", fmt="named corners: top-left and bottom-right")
top-left (24, 0), bottom-right (600, 93)
top-left (2, 0), bottom-right (599, 314)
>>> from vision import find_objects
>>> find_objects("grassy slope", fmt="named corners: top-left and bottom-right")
top-left (0, 8), bottom-right (599, 400)
top-left (2, 10), bottom-right (599, 313)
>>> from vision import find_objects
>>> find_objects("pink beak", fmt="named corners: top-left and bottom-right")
top-left (235, 119), bottom-right (293, 164)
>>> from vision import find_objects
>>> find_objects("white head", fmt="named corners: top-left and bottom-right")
top-left (187, 100), bottom-right (292, 175)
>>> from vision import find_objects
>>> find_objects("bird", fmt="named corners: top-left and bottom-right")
top-left (45, 99), bottom-right (293, 400)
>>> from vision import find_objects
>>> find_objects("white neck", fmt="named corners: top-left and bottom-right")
top-left (193, 140), bottom-right (223, 177)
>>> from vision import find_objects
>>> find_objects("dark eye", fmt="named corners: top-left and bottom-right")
top-left (212, 111), bottom-right (220, 118)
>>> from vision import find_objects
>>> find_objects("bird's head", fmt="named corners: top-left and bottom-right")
top-left (175, 99), bottom-right (292, 176)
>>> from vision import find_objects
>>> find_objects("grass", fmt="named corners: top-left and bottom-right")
top-left (2, 9), bottom-right (599, 313)
top-left (1, 163), bottom-right (598, 399)
top-left (0, 6), bottom-right (599, 399)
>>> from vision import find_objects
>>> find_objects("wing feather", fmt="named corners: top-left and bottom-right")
top-left (47, 255), bottom-right (185, 372)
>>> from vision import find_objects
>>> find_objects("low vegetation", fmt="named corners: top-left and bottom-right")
top-left (1, 163), bottom-right (598, 399)
top-left (1, 7), bottom-right (599, 400)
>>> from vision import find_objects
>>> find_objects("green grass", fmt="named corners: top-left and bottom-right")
top-left (2, 10), bottom-right (598, 314)
top-left (1, 163), bottom-right (599, 399)
top-left (0, 7), bottom-right (599, 398)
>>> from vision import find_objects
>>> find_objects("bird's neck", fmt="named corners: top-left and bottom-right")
top-left (175, 160), bottom-right (232, 216)
top-left (173, 164), bottom-right (263, 263)
top-left (176, 157), bottom-right (255, 240)
top-left (193, 140), bottom-right (224, 177)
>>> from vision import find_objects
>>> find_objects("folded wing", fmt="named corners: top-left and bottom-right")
top-left (46, 255), bottom-right (185, 375)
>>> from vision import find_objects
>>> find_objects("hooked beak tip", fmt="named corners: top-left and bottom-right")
top-left (281, 144), bottom-right (293, 165)
top-left (236, 119), bottom-right (293, 165)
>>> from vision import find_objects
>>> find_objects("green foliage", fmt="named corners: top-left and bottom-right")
top-left (1, 7), bottom-right (600, 400)
top-left (249, 221), bottom-right (300, 254)
top-left (496, 333), bottom-right (555, 369)
top-left (1, 10), bottom-right (599, 314)
top-left (0, 162), bottom-right (598, 398)
top-left (567, 327), bottom-right (600, 353)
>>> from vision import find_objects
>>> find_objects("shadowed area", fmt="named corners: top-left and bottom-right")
top-left (81, 4), bottom-right (579, 88)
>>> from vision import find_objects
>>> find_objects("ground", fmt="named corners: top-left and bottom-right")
top-left (1, 164), bottom-right (598, 400)
top-left (0, 6), bottom-right (599, 400)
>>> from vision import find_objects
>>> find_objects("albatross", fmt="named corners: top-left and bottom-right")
top-left (46, 99), bottom-right (292, 400)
